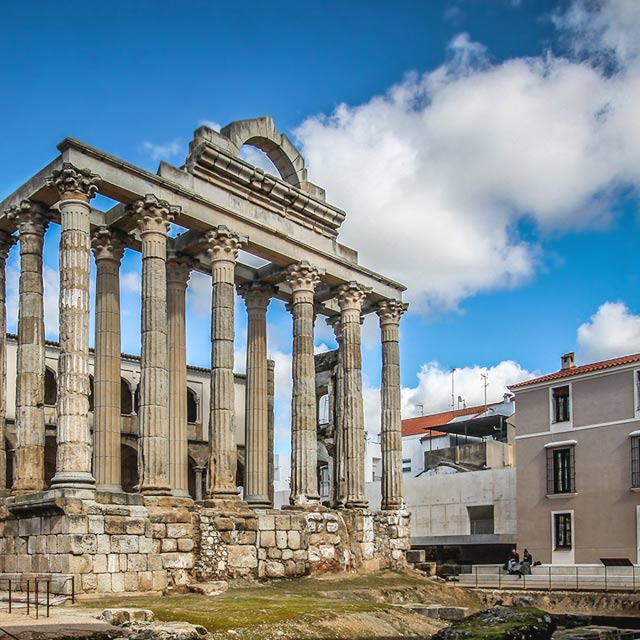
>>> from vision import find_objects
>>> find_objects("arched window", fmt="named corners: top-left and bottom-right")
top-left (134, 386), bottom-right (140, 414)
top-left (88, 375), bottom-right (94, 412)
top-left (121, 378), bottom-right (133, 415)
top-left (187, 387), bottom-right (198, 424)
top-left (44, 368), bottom-right (57, 406)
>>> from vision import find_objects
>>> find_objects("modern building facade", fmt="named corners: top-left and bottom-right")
top-left (512, 352), bottom-right (640, 565)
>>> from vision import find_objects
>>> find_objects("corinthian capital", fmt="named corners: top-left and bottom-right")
top-left (47, 163), bottom-right (101, 202)
top-left (205, 225), bottom-right (247, 262)
top-left (0, 230), bottom-right (16, 262)
top-left (91, 226), bottom-right (127, 263)
top-left (337, 282), bottom-right (371, 312)
top-left (132, 194), bottom-right (179, 235)
top-left (376, 299), bottom-right (409, 325)
top-left (6, 200), bottom-right (49, 235)
top-left (166, 252), bottom-right (194, 287)
top-left (237, 281), bottom-right (275, 310)
top-left (285, 261), bottom-right (320, 293)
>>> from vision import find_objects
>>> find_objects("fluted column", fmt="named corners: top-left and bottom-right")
top-left (267, 359), bottom-right (275, 507)
top-left (327, 314), bottom-right (346, 508)
top-left (206, 226), bottom-right (247, 499)
top-left (0, 231), bottom-right (16, 492)
top-left (7, 201), bottom-right (49, 494)
top-left (91, 227), bottom-right (126, 491)
top-left (47, 164), bottom-right (100, 490)
top-left (238, 282), bottom-right (273, 507)
top-left (134, 195), bottom-right (177, 495)
top-left (167, 253), bottom-right (192, 497)
top-left (377, 300), bottom-right (408, 510)
top-left (286, 262), bottom-right (320, 506)
top-left (337, 282), bottom-right (370, 509)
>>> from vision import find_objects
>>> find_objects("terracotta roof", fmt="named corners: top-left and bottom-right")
top-left (509, 353), bottom-right (640, 390)
top-left (402, 404), bottom-right (498, 437)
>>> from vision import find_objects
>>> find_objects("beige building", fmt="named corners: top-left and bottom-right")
top-left (512, 352), bottom-right (640, 565)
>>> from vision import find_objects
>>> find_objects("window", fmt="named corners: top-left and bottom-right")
top-left (318, 394), bottom-right (330, 425)
top-left (44, 368), bottom-right (57, 406)
top-left (632, 436), bottom-right (640, 488)
top-left (187, 387), bottom-right (198, 424)
top-left (319, 465), bottom-right (330, 500)
top-left (468, 505), bottom-right (494, 534)
top-left (546, 446), bottom-right (575, 494)
top-left (554, 512), bottom-right (572, 549)
top-left (402, 458), bottom-right (412, 473)
top-left (121, 378), bottom-right (133, 415)
top-left (552, 386), bottom-right (570, 423)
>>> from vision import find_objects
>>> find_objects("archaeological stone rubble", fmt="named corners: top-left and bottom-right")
top-left (0, 117), bottom-right (410, 594)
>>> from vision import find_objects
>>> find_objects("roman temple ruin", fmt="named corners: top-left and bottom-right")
top-left (0, 117), bottom-right (409, 594)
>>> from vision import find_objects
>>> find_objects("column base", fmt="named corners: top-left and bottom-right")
top-left (381, 499), bottom-right (403, 511)
top-left (172, 488), bottom-right (191, 498)
top-left (139, 485), bottom-right (172, 496)
top-left (245, 494), bottom-right (271, 508)
top-left (345, 500), bottom-right (369, 509)
top-left (50, 471), bottom-right (96, 490)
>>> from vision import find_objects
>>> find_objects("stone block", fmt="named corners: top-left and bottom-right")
top-left (111, 535), bottom-right (139, 553)
top-left (107, 554), bottom-right (120, 573)
top-left (264, 561), bottom-right (285, 578)
top-left (152, 570), bottom-right (168, 592)
top-left (102, 608), bottom-right (154, 625)
top-left (178, 538), bottom-right (194, 552)
top-left (139, 536), bottom-right (155, 554)
top-left (96, 573), bottom-right (112, 593)
top-left (148, 554), bottom-right (163, 571)
top-left (94, 554), bottom-right (108, 573)
top-left (124, 572), bottom-right (139, 592)
top-left (275, 515), bottom-right (291, 530)
top-left (282, 549), bottom-right (293, 560)
top-left (288, 530), bottom-right (301, 549)
top-left (151, 523), bottom-right (166, 538)
top-left (267, 547), bottom-right (282, 559)
top-left (326, 521), bottom-right (339, 534)
top-left (68, 554), bottom-right (92, 574)
top-left (213, 517), bottom-right (234, 531)
top-left (257, 514), bottom-right (275, 530)
top-left (81, 573), bottom-right (98, 593)
top-left (319, 545), bottom-right (335, 560)
top-left (260, 530), bottom-right (275, 548)
top-left (88, 516), bottom-right (105, 534)
top-left (111, 572), bottom-right (125, 593)
top-left (236, 530), bottom-right (256, 545)
top-left (189, 581), bottom-right (228, 596)
top-left (162, 553), bottom-right (194, 569)
top-left (293, 550), bottom-right (307, 561)
top-left (138, 571), bottom-right (153, 591)
top-left (276, 530), bottom-right (288, 549)
top-left (105, 517), bottom-right (146, 536)
top-left (97, 534), bottom-right (111, 554)
top-left (258, 548), bottom-right (267, 560)
top-left (46, 535), bottom-right (57, 554)
top-left (161, 538), bottom-right (178, 552)
top-left (227, 545), bottom-right (257, 569)
top-left (128, 554), bottom-right (147, 571)
top-left (166, 523), bottom-right (191, 538)
top-left (66, 515), bottom-right (89, 534)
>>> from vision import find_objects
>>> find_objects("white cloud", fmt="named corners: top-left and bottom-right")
top-left (120, 270), bottom-right (141, 295)
top-left (400, 360), bottom-right (536, 419)
top-left (577, 301), bottom-right (640, 362)
top-left (295, 0), bottom-right (640, 314)
top-left (141, 139), bottom-right (184, 162)
top-left (198, 119), bottom-right (222, 132)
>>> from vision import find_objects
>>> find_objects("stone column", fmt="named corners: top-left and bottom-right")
top-left (47, 164), bottom-right (100, 490)
top-left (327, 314), bottom-right (346, 508)
top-left (286, 262), bottom-right (320, 506)
top-left (0, 231), bottom-right (16, 492)
top-left (7, 201), bottom-right (49, 494)
top-left (337, 282), bottom-right (370, 509)
top-left (194, 466), bottom-right (204, 501)
top-left (91, 227), bottom-right (126, 492)
top-left (267, 359), bottom-right (275, 507)
top-left (377, 300), bottom-right (408, 510)
top-left (166, 253), bottom-right (192, 497)
top-left (206, 226), bottom-right (246, 499)
top-left (134, 195), bottom-right (177, 495)
top-left (238, 282), bottom-right (273, 507)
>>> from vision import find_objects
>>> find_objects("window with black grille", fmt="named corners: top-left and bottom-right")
top-left (552, 386), bottom-right (570, 423)
top-left (547, 446), bottom-right (575, 494)
top-left (632, 436), bottom-right (640, 488)
top-left (554, 512), bottom-right (572, 549)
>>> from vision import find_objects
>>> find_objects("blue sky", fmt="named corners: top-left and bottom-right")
top-left (2, 0), bottom-right (640, 451)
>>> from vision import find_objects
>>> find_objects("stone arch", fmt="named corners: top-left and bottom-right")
top-left (121, 442), bottom-right (139, 493)
top-left (44, 367), bottom-right (57, 406)
top-left (121, 378), bottom-right (133, 415)
top-left (220, 117), bottom-right (308, 187)
top-left (187, 386), bottom-right (198, 424)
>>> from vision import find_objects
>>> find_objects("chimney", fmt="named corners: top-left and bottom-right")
top-left (561, 352), bottom-right (576, 370)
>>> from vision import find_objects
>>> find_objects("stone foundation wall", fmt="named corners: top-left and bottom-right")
top-left (0, 490), bottom-right (409, 594)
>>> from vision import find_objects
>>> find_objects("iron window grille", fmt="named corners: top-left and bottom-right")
top-left (554, 512), bottom-right (572, 549)
top-left (632, 436), bottom-right (640, 489)
top-left (546, 446), bottom-right (575, 494)
top-left (552, 386), bottom-right (570, 423)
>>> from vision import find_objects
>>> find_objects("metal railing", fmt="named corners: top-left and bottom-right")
top-left (462, 565), bottom-right (640, 592)
top-left (0, 576), bottom-right (75, 619)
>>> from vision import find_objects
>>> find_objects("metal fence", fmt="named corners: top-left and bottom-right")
top-left (0, 576), bottom-right (75, 619)
top-left (462, 565), bottom-right (640, 592)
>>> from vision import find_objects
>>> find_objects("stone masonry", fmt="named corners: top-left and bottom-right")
top-left (0, 118), bottom-right (410, 594)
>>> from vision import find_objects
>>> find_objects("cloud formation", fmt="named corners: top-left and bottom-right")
top-left (141, 139), bottom-right (183, 162)
top-left (295, 0), bottom-right (640, 313)
top-left (577, 301), bottom-right (640, 363)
